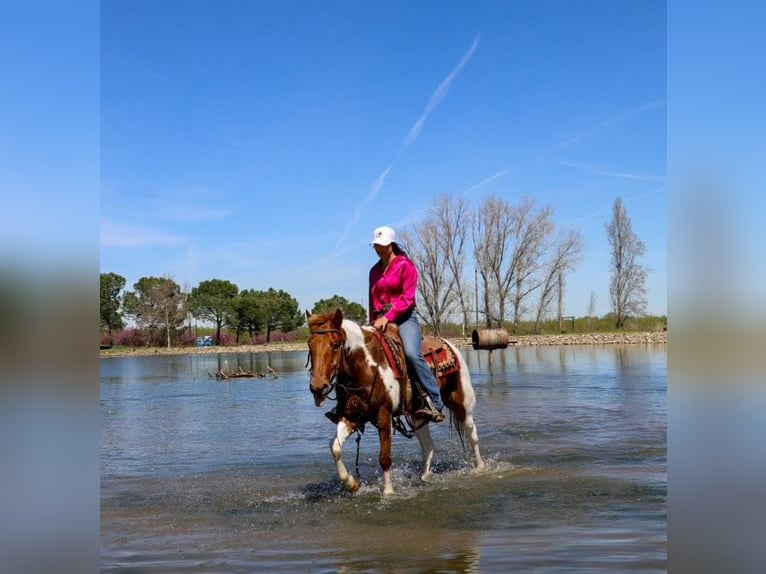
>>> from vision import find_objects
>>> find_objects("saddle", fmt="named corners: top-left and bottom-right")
top-left (422, 335), bottom-right (460, 377)
top-left (373, 328), bottom-right (459, 421)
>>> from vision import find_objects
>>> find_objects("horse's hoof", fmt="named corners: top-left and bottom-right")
top-left (344, 479), bottom-right (360, 493)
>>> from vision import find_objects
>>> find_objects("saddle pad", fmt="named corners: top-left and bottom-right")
top-left (421, 335), bottom-right (443, 355)
top-left (423, 337), bottom-right (460, 377)
top-left (374, 329), bottom-right (405, 381)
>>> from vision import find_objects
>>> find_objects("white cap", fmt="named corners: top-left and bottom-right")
top-left (371, 225), bottom-right (396, 246)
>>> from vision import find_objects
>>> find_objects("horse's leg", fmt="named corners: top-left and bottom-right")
top-left (414, 425), bottom-right (435, 481)
top-left (330, 422), bottom-right (360, 493)
top-left (376, 422), bottom-right (395, 495)
top-left (464, 411), bottom-right (486, 471)
top-left (449, 343), bottom-right (487, 472)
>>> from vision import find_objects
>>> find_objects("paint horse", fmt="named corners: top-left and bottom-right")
top-left (306, 309), bottom-right (485, 494)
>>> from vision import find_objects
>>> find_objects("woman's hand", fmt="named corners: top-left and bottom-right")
top-left (373, 316), bottom-right (389, 331)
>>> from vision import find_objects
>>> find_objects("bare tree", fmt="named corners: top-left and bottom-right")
top-left (472, 196), bottom-right (513, 327)
top-left (606, 197), bottom-right (648, 328)
top-left (431, 194), bottom-right (472, 333)
top-left (587, 290), bottom-right (598, 318)
top-left (587, 290), bottom-right (598, 330)
top-left (473, 195), bottom-right (555, 330)
top-left (399, 222), bottom-right (458, 335)
top-left (509, 197), bottom-right (555, 331)
top-left (533, 228), bottom-right (585, 333)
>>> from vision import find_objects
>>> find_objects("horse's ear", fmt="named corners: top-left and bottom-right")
top-left (305, 309), bottom-right (311, 320)
top-left (332, 308), bottom-right (343, 327)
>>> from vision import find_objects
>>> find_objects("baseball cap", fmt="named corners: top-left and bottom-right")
top-left (371, 225), bottom-right (396, 246)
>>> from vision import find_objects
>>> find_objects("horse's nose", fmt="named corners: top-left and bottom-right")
top-left (309, 381), bottom-right (328, 407)
top-left (309, 381), bottom-right (326, 395)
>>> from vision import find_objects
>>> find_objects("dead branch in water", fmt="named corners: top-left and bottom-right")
top-left (213, 366), bottom-right (279, 381)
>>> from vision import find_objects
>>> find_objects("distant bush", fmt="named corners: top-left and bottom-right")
top-left (114, 328), bottom-right (148, 348)
top-left (216, 332), bottom-right (234, 346)
top-left (177, 330), bottom-right (196, 347)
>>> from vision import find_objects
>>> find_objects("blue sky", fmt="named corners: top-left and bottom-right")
top-left (100, 0), bottom-right (667, 319)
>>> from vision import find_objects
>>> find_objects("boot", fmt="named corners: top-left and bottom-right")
top-left (414, 397), bottom-right (445, 423)
top-left (325, 407), bottom-right (340, 424)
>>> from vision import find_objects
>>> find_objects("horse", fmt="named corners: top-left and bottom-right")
top-left (306, 308), bottom-right (485, 494)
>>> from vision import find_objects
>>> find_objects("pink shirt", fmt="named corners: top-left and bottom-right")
top-left (369, 255), bottom-right (419, 324)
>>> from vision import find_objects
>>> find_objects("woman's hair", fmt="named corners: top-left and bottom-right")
top-left (391, 242), bottom-right (408, 257)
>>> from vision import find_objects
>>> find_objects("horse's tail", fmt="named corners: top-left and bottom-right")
top-left (443, 338), bottom-right (475, 451)
top-left (449, 410), bottom-right (467, 450)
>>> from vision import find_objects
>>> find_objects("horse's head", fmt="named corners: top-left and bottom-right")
top-left (306, 308), bottom-right (347, 407)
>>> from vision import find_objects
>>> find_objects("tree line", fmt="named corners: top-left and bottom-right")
top-left (100, 274), bottom-right (368, 348)
top-left (101, 194), bottom-right (652, 347)
top-left (399, 193), bottom-right (649, 333)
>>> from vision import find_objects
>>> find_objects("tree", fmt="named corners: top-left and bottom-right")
top-left (431, 194), bottom-right (472, 333)
top-left (606, 198), bottom-right (648, 328)
top-left (311, 295), bottom-right (367, 324)
top-left (230, 289), bottom-right (266, 344)
top-left (123, 276), bottom-right (186, 347)
top-left (472, 195), bottom-right (555, 330)
top-left (587, 290), bottom-right (598, 318)
top-left (587, 290), bottom-right (598, 330)
top-left (508, 197), bottom-right (555, 332)
top-left (400, 222), bottom-right (458, 336)
top-left (533, 228), bottom-right (584, 333)
top-left (100, 272), bottom-right (126, 333)
top-left (260, 288), bottom-right (304, 342)
top-left (472, 195), bottom-right (513, 328)
top-left (188, 279), bottom-right (239, 344)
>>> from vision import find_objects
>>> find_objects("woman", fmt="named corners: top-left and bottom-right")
top-left (368, 225), bottom-right (444, 423)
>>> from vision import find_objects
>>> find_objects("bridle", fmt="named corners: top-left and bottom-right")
top-left (307, 327), bottom-right (345, 399)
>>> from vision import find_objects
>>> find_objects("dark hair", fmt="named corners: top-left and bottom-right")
top-left (391, 242), bottom-right (408, 258)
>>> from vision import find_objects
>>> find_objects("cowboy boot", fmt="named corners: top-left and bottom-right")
top-left (414, 396), bottom-right (445, 423)
top-left (325, 407), bottom-right (340, 424)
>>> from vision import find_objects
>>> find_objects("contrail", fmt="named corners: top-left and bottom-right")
top-left (561, 161), bottom-right (666, 182)
top-left (329, 34), bottom-right (482, 258)
top-left (570, 185), bottom-right (666, 223)
top-left (458, 167), bottom-right (511, 196)
top-left (562, 100), bottom-right (665, 148)
top-left (400, 34), bottom-right (481, 153)
top-left (329, 163), bottom-right (394, 257)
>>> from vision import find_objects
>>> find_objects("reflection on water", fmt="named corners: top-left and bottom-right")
top-left (101, 345), bottom-right (666, 572)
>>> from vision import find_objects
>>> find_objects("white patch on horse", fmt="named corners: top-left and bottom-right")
top-left (380, 365), bottom-right (401, 409)
top-left (344, 322), bottom-right (401, 410)
top-left (446, 338), bottom-right (476, 409)
top-left (342, 320), bottom-right (366, 351)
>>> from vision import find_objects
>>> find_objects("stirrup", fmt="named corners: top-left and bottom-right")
top-left (414, 407), bottom-right (444, 423)
top-left (325, 408), bottom-right (339, 424)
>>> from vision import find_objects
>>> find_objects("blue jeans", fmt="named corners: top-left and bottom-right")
top-left (397, 314), bottom-right (444, 411)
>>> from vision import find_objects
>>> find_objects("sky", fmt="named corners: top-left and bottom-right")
top-left (100, 0), bottom-right (667, 319)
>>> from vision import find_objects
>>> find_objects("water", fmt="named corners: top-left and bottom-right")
top-left (101, 345), bottom-right (666, 572)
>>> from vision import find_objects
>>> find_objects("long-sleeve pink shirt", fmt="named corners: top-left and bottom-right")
top-left (368, 255), bottom-right (419, 324)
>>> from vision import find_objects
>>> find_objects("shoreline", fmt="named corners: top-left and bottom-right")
top-left (100, 331), bottom-right (667, 358)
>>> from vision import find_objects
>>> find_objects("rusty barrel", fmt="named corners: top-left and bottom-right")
top-left (471, 328), bottom-right (510, 350)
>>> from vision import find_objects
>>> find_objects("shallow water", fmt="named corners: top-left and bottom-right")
top-left (101, 345), bottom-right (666, 572)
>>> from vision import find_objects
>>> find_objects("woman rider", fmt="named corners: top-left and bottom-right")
top-left (367, 225), bottom-right (444, 423)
